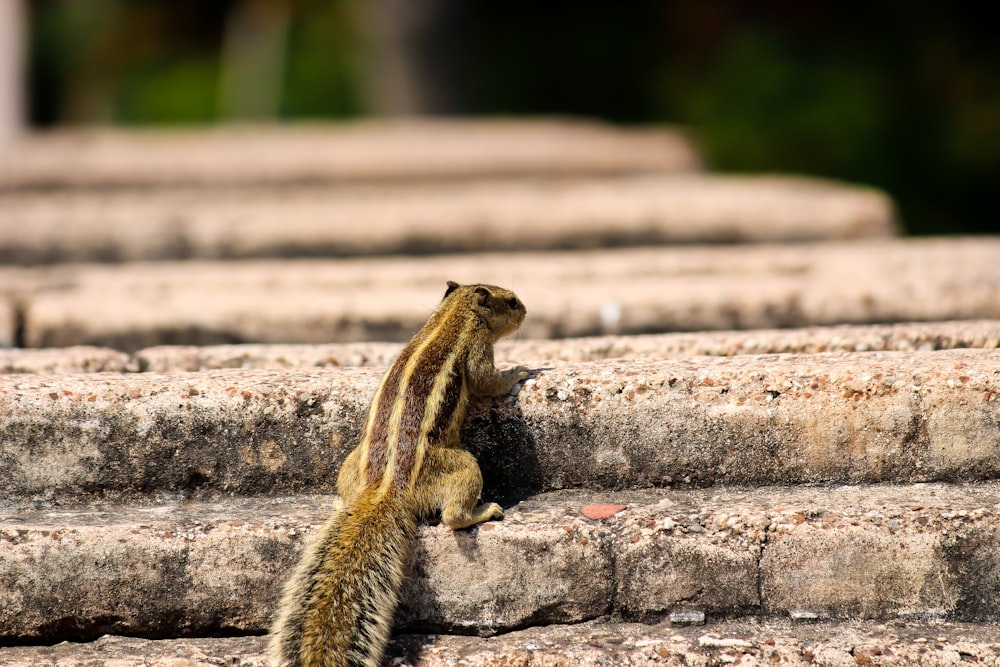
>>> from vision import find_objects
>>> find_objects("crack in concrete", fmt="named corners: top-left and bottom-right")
top-left (756, 517), bottom-right (770, 616)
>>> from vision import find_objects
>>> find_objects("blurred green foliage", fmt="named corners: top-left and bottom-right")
top-left (27, 0), bottom-right (1000, 235)
top-left (29, 0), bottom-right (362, 124)
top-left (281, 8), bottom-right (364, 119)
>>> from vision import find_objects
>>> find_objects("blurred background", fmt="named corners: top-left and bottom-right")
top-left (5, 0), bottom-right (999, 235)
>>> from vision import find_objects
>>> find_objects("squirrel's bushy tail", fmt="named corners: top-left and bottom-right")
top-left (269, 488), bottom-right (415, 667)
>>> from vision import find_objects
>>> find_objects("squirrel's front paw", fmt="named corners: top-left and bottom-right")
top-left (483, 502), bottom-right (505, 521)
top-left (503, 365), bottom-right (530, 382)
top-left (501, 366), bottom-right (530, 395)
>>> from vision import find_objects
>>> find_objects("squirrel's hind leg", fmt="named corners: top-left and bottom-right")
top-left (415, 448), bottom-right (504, 530)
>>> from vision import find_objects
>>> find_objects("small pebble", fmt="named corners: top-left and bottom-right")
top-left (670, 610), bottom-right (705, 626)
top-left (581, 504), bottom-right (627, 520)
top-left (698, 635), bottom-right (753, 649)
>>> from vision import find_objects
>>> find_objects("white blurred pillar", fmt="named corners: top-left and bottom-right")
top-left (218, 0), bottom-right (289, 120)
top-left (361, 0), bottom-right (457, 115)
top-left (0, 0), bottom-right (25, 147)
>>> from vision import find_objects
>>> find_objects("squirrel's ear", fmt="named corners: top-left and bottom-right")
top-left (444, 281), bottom-right (461, 299)
top-left (474, 286), bottom-right (491, 306)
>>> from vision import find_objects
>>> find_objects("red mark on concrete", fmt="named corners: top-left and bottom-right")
top-left (581, 504), bottom-right (627, 520)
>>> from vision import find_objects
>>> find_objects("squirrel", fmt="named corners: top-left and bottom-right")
top-left (269, 281), bottom-right (528, 667)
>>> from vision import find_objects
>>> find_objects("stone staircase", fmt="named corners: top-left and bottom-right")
top-left (1, 119), bottom-right (999, 666)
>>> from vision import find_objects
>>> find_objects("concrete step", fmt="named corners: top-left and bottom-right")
top-left (3, 320), bottom-right (996, 374)
top-left (3, 618), bottom-right (1000, 667)
top-left (2, 484), bottom-right (999, 644)
top-left (0, 175), bottom-right (894, 265)
top-left (0, 120), bottom-right (698, 192)
top-left (129, 319), bottom-right (998, 371)
top-left (0, 346), bottom-right (131, 373)
top-left (4, 238), bottom-right (999, 350)
top-left (2, 348), bottom-right (998, 502)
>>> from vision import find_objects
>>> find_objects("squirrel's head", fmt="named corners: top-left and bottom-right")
top-left (443, 281), bottom-right (526, 339)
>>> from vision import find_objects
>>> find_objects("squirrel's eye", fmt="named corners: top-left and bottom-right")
top-left (507, 297), bottom-right (519, 309)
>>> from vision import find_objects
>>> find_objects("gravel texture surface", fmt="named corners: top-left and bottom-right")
top-left (3, 618), bottom-right (1000, 666)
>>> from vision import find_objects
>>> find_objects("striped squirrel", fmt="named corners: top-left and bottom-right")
top-left (270, 281), bottom-right (528, 667)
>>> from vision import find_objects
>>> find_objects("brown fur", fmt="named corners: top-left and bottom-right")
top-left (270, 282), bottom-right (527, 667)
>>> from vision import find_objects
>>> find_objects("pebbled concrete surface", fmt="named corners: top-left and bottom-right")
top-left (389, 617), bottom-right (1000, 667)
top-left (0, 346), bottom-right (130, 373)
top-left (131, 341), bottom-right (406, 372)
top-left (1, 485), bottom-right (999, 643)
top-left (0, 120), bottom-right (698, 192)
top-left (5, 238), bottom-right (1000, 350)
top-left (0, 175), bottom-right (893, 264)
top-left (3, 618), bottom-right (1000, 667)
top-left (1, 349), bottom-right (998, 502)
top-left (2, 319), bottom-right (993, 374)
top-left (122, 319), bottom-right (1000, 372)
